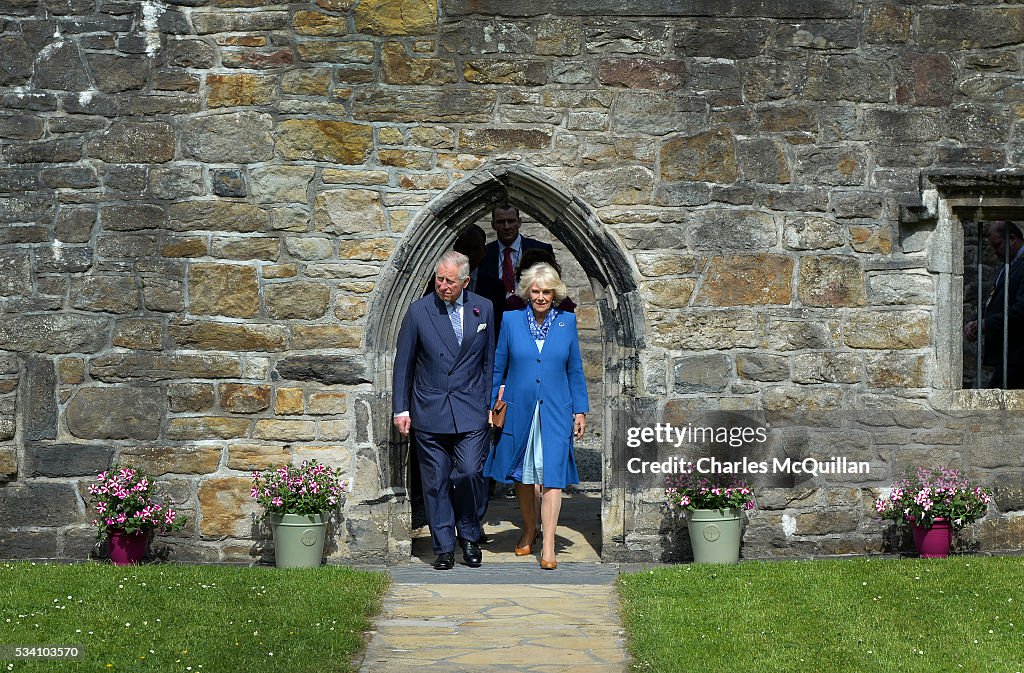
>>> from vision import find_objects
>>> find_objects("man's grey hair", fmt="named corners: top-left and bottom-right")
top-left (436, 250), bottom-right (470, 280)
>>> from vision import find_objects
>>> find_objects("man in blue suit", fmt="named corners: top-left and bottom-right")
top-left (477, 205), bottom-right (555, 338)
top-left (393, 251), bottom-right (495, 569)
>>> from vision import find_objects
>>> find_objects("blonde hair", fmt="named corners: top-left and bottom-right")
top-left (518, 262), bottom-right (567, 304)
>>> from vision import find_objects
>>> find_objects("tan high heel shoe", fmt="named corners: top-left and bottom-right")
top-left (514, 532), bottom-right (537, 556)
top-left (539, 557), bottom-right (557, 570)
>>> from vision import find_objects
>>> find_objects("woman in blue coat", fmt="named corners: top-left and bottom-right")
top-left (485, 263), bottom-right (588, 569)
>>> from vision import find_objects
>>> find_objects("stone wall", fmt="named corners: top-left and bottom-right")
top-left (1, 0), bottom-right (1023, 562)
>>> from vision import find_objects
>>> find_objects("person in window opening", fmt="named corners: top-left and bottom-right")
top-left (484, 263), bottom-right (588, 570)
top-left (477, 205), bottom-right (556, 339)
top-left (393, 251), bottom-right (496, 570)
top-left (963, 220), bottom-right (1024, 389)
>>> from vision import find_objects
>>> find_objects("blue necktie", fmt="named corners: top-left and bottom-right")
top-left (448, 302), bottom-right (463, 345)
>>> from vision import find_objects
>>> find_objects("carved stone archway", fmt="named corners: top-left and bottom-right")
top-left (363, 161), bottom-right (646, 560)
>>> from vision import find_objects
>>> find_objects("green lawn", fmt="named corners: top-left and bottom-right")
top-left (619, 556), bottom-right (1024, 673)
top-left (0, 562), bottom-right (388, 673)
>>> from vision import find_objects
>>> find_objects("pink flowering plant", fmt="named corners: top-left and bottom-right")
top-left (251, 459), bottom-right (349, 517)
top-left (665, 474), bottom-right (756, 513)
top-left (88, 464), bottom-right (186, 541)
top-left (875, 467), bottom-right (993, 530)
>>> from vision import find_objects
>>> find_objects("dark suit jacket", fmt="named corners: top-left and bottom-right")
top-left (392, 291), bottom-right (495, 434)
top-left (478, 236), bottom-right (555, 335)
top-left (983, 253), bottom-right (1024, 373)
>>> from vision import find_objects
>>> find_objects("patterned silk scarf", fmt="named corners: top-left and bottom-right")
top-left (527, 308), bottom-right (556, 341)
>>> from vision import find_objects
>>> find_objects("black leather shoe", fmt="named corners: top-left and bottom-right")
top-left (476, 534), bottom-right (494, 545)
top-left (460, 539), bottom-right (482, 567)
top-left (432, 552), bottom-right (454, 570)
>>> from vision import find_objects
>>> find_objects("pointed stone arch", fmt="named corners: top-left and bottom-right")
top-left (363, 161), bottom-right (646, 560)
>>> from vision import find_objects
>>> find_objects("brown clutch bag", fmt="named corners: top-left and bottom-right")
top-left (491, 399), bottom-right (507, 429)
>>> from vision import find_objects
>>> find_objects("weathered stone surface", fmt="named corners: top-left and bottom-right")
top-left (798, 256), bottom-right (866, 307)
top-left (24, 443), bottom-right (114, 477)
top-left (253, 419), bottom-right (316, 441)
top-left (33, 40), bottom-right (91, 90)
top-left (292, 325), bottom-right (363, 349)
top-left (168, 382), bottom-right (215, 413)
top-left (169, 321), bottom-right (288, 351)
top-left (90, 353), bottom-right (241, 382)
top-left (650, 310), bottom-right (758, 350)
top-left (169, 201), bottom-right (268, 233)
top-left (0, 36), bottom-right (33, 85)
top-left (865, 352), bottom-right (926, 388)
top-left (191, 10), bottom-right (288, 34)
top-left (119, 446), bottom-right (222, 476)
top-left (70, 276), bottom-right (138, 314)
top-left (688, 209), bottom-right (777, 251)
top-left (198, 476), bottom-right (259, 538)
top-left (292, 9), bottom-right (349, 36)
top-left (598, 57), bottom-right (685, 90)
top-left (211, 236), bottom-right (279, 261)
top-left (354, 0), bottom-right (437, 35)
top-left (276, 120), bottom-right (373, 163)
top-left (763, 319), bottom-right (834, 351)
top-left (142, 278), bottom-right (185, 312)
top-left (112, 318), bottom-right (162, 350)
top-left (334, 296), bottom-right (368, 320)
top-left (264, 281), bottom-right (330, 319)
top-left (382, 42), bottom-right (456, 85)
top-left (643, 278), bottom-right (695, 308)
top-left (207, 73), bottom-right (277, 107)
top-left (673, 354), bottom-right (731, 393)
top-left (249, 165), bottom-right (315, 204)
top-left (795, 146), bottom-right (866, 186)
top-left (783, 215), bottom-right (844, 250)
top-left (865, 2), bottom-right (910, 43)
top-left (275, 387), bottom-right (304, 415)
top-left (313, 189), bottom-right (386, 234)
top-left (182, 112), bottom-right (274, 163)
top-left (849, 225), bottom-right (892, 254)
top-left (661, 128), bottom-right (737, 183)
top-left (843, 311), bottom-right (931, 350)
top-left (792, 352), bottom-right (862, 384)
top-left (66, 386), bottom-right (162, 440)
top-left (188, 263), bottom-right (260, 318)
top-left (737, 137), bottom-right (790, 184)
top-left (867, 273), bottom-right (934, 306)
top-left (285, 237), bottom-right (334, 260)
top-left (737, 353), bottom-right (789, 381)
top-left (166, 416), bottom-right (250, 440)
top-left (227, 443), bottom-right (292, 471)
top-left (917, 7), bottom-right (1024, 51)
top-left (100, 204), bottom-right (165, 232)
top-left (307, 391), bottom-right (348, 415)
top-left (275, 355), bottom-right (370, 384)
top-left (296, 40), bottom-right (375, 63)
top-left (896, 52), bottom-right (954, 107)
top-left (695, 255), bottom-right (793, 306)
top-left (24, 357), bottom-right (57, 442)
top-left (804, 55), bottom-right (889, 102)
top-left (220, 383), bottom-right (271, 413)
top-left (0, 484), bottom-right (79, 528)
top-left (634, 253), bottom-right (698, 277)
top-left (0, 315), bottom-right (109, 354)
top-left (352, 89), bottom-right (496, 123)
top-left (794, 510), bottom-right (860, 535)
top-left (0, 251), bottom-right (31, 296)
top-left (86, 121), bottom-right (175, 163)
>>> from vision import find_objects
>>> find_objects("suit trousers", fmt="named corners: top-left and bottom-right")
top-left (415, 426), bottom-right (488, 554)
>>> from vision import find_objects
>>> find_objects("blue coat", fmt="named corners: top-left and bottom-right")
top-left (484, 308), bottom-right (588, 488)
top-left (392, 291), bottom-right (495, 434)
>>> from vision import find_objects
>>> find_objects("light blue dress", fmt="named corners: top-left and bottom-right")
top-left (518, 340), bottom-right (545, 485)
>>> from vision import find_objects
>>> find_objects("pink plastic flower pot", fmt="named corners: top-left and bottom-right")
top-left (108, 530), bottom-right (148, 565)
top-left (911, 518), bottom-right (952, 558)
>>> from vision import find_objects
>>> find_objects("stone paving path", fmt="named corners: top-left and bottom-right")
top-left (357, 494), bottom-right (630, 673)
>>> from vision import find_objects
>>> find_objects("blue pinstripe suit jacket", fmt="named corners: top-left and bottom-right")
top-left (392, 291), bottom-right (495, 434)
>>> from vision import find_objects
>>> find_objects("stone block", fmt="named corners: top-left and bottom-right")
top-left (688, 208), bottom-right (777, 252)
top-left (598, 57), bottom-right (684, 90)
top-left (24, 443), bottom-right (114, 477)
top-left (917, 7), bottom-right (1024, 51)
top-left (150, 165), bottom-right (203, 199)
top-left (737, 353), bottom-right (789, 382)
top-left (313, 189), bottom-right (386, 234)
top-left (459, 128), bottom-right (551, 151)
top-left (227, 443), bottom-right (292, 471)
top-left (354, 0), bottom-right (437, 35)
top-left (570, 165), bottom-right (654, 207)
top-left (633, 253), bottom-right (698, 277)
top-left (643, 279), bottom-right (695, 308)
top-left (112, 318), bottom-right (163, 351)
top-left (860, 109), bottom-right (941, 144)
top-left (85, 121), bottom-right (175, 163)
top-left (188, 263), bottom-right (260, 318)
top-left (537, 17), bottom-right (581, 55)
top-left (168, 382), bottom-right (215, 412)
top-left (351, 89), bottom-right (496, 123)
top-left (169, 321), bottom-right (288, 352)
top-left (24, 357), bottom-right (57, 442)
top-left (798, 256), bottom-right (867, 308)
top-left (87, 54), bottom-right (148, 93)
top-left (0, 446), bottom-right (15, 475)
top-left (307, 391), bottom-right (348, 415)
top-left (120, 446), bottom-right (222, 476)
top-left (58, 358), bottom-right (85, 385)
top-left (382, 42), bottom-right (456, 85)
top-left (89, 353), bottom-right (241, 382)
top-left (292, 9), bottom-right (349, 35)
top-left (804, 55), bottom-right (889, 103)
top-left (275, 355), bottom-right (370, 384)
top-left (896, 52), bottom-right (954, 107)
top-left (253, 419), bottom-right (316, 441)
top-left (276, 120), bottom-right (373, 163)
top-left (0, 530), bottom-right (60, 559)
top-left (220, 383), bottom-right (271, 414)
top-left (275, 387), bottom-right (305, 415)
top-left (794, 510), bottom-right (860, 535)
top-left (865, 2), bottom-right (911, 43)
top-left (672, 354), bottom-right (731, 394)
top-left (292, 325), bottom-right (363, 349)
top-left (0, 483), bottom-right (79, 527)
top-left (990, 472), bottom-right (1024, 512)
top-left (0, 36), bottom-right (33, 85)
top-left (843, 311), bottom-right (930, 349)
top-left (661, 127), bottom-right (737, 182)
top-left (169, 201), bottom-right (269, 233)
top-left (70, 276), bottom-right (138, 314)
top-left (334, 297), bottom-right (368, 320)
top-left (783, 215), bottom-right (844, 251)
top-left (0, 314), bottom-right (110, 354)
top-left (264, 281), bottom-right (330, 319)
top-left (296, 41), bottom-right (375, 64)
top-left (865, 352), bottom-right (926, 388)
top-left (0, 251), bottom-right (31, 296)
top-left (33, 41), bottom-right (91, 91)
top-left (198, 476), bottom-right (259, 538)
top-left (66, 386), bottom-right (162, 440)
top-left (166, 417), bottom-right (251, 440)
top-left (181, 111), bottom-right (273, 163)
top-left (737, 137), bottom-right (790, 184)
top-left (650, 310), bottom-right (758, 350)
top-left (285, 237), bottom-right (334, 260)
top-left (976, 515), bottom-right (1024, 551)
top-left (792, 352), bottom-right (862, 384)
top-left (249, 165), bottom-right (315, 204)
top-left (100, 204), bottom-right (165, 232)
top-left (207, 73), bottom-right (276, 108)
top-left (211, 237), bottom-right (279, 261)
top-left (795, 146), bottom-right (866, 186)
top-left (675, 18), bottom-right (770, 58)
top-left (695, 254), bottom-right (793, 306)
top-left (142, 278), bottom-right (185, 312)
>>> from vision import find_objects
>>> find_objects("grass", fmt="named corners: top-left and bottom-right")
top-left (0, 562), bottom-right (389, 673)
top-left (619, 556), bottom-right (1024, 673)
